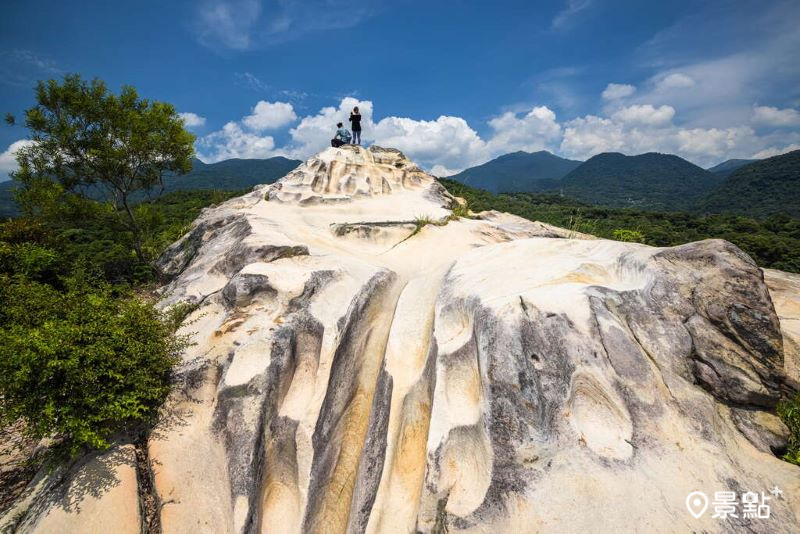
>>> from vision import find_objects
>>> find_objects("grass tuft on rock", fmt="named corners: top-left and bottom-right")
top-left (778, 393), bottom-right (800, 465)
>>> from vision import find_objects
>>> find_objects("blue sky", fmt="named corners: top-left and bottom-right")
top-left (1, 0), bottom-right (799, 178)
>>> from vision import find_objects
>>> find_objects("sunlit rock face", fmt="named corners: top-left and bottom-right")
top-left (764, 269), bottom-right (800, 389)
top-left (5, 145), bottom-right (799, 533)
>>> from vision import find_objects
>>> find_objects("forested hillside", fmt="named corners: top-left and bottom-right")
top-left (0, 156), bottom-right (300, 218)
top-left (559, 152), bottom-right (723, 211)
top-left (697, 150), bottom-right (800, 218)
top-left (707, 158), bottom-right (758, 177)
top-left (440, 178), bottom-right (800, 273)
top-left (449, 150), bottom-right (581, 193)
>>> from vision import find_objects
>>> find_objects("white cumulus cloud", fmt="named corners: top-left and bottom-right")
top-left (197, 92), bottom-right (800, 171)
top-left (611, 104), bottom-right (676, 127)
top-left (0, 139), bottom-right (35, 180)
top-left (371, 115), bottom-right (487, 172)
top-left (560, 110), bottom-right (760, 166)
top-left (242, 101), bottom-right (297, 131)
top-left (287, 97), bottom-right (373, 157)
top-left (198, 122), bottom-right (276, 161)
top-left (203, 97), bottom-right (562, 173)
top-left (602, 83), bottom-right (636, 100)
top-left (752, 143), bottom-right (800, 159)
top-left (561, 116), bottom-right (626, 159)
top-left (752, 105), bottom-right (800, 127)
top-left (179, 112), bottom-right (207, 129)
top-left (485, 106), bottom-right (562, 154)
top-left (674, 126), bottom-right (756, 159)
top-left (430, 164), bottom-right (460, 177)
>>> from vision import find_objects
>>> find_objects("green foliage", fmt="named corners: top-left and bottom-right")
top-left (566, 214), bottom-right (599, 236)
top-left (707, 158), bottom-right (758, 177)
top-left (16, 189), bottom-right (242, 284)
top-left (163, 301), bottom-right (201, 331)
top-left (0, 218), bottom-right (63, 283)
top-left (0, 77), bottom-right (249, 464)
top-left (450, 201), bottom-right (470, 219)
top-left (0, 241), bottom-right (59, 277)
top-left (439, 178), bottom-right (800, 273)
top-left (778, 393), bottom-right (800, 465)
top-left (11, 74), bottom-right (196, 261)
top-left (405, 210), bottom-right (467, 241)
top-left (411, 215), bottom-right (435, 236)
top-left (612, 229), bottom-right (646, 243)
top-left (0, 157), bottom-right (301, 219)
top-left (698, 149), bottom-right (800, 218)
top-left (559, 152), bottom-right (724, 211)
top-left (0, 272), bottom-right (183, 457)
top-left (157, 157), bottom-right (300, 195)
top-left (0, 189), bottom-right (239, 459)
top-left (449, 150), bottom-right (579, 193)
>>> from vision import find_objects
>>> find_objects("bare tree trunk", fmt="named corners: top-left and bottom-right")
top-left (120, 193), bottom-right (146, 264)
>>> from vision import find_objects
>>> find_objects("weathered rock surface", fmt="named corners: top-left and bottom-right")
top-left (5, 145), bottom-right (799, 533)
top-left (1, 445), bottom-right (141, 534)
top-left (765, 268), bottom-right (800, 389)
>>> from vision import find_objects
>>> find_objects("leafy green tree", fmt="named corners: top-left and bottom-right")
top-left (0, 191), bottom-right (232, 460)
top-left (0, 270), bottom-right (184, 457)
top-left (11, 74), bottom-right (195, 263)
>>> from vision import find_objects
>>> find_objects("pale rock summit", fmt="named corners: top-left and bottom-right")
top-left (4, 145), bottom-right (799, 533)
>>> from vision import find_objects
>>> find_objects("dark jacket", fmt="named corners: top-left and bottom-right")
top-left (349, 113), bottom-right (362, 131)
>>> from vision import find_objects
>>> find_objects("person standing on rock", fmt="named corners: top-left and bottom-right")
top-left (349, 106), bottom-right (362, 145)
top-left (331, 122), bottom-right (351, 147)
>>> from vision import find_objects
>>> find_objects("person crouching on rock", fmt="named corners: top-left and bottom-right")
top-left (331, 122), bottom-right (352, 147)
top-left (349, 106), bottom-right (362, 145)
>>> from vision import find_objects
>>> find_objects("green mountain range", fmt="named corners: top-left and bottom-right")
top-left (169, 157), bottom-right (301, 191)
top-left (697, 150), bottom-right (800, 218)
top-left (559, 152), bottom-right (724, 211)
top-left (451, 151), bottom-right (739, 212)
top-left (707, 158), bottom-right (759, 177)
top-left (0, 156), bottom-right (301, 218)
top-left (4, 149), bottom-right (798, 220)
top-left (448, 151), bottom-right (582, 193)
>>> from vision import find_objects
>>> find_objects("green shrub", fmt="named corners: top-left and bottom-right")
top-left (163, 301), bottom-right (200, 331)
top-left (450, 201), bottom-right (470, 219)
top-left (778, 393), bottom-right (800, 465)
top-left (0, 273), bottom-right (184, 457)
top-left (0, 191), bottom-right (233, 461)
top-left (612, 228), bottom-right (646, 243)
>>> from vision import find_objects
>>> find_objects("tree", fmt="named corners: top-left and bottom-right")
top-left (0, 272), bottom-right (183, 457)
top-left (0, 219), bottom-right (186, 457)
top-left (11, 74), bottom-right (195, 264)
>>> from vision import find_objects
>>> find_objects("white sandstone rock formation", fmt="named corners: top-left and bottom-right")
top-left (764, 269), bottom-right (800, 388)
top-left (4, 145), bottom-right (799, 533)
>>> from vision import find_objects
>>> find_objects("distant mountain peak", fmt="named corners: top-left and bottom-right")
top-left (561, 151), bottom-right (721, 211)
top-left (707, 158), bottom-right (759, 177)
top-left (450, 150), bottom-right (582, 193)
